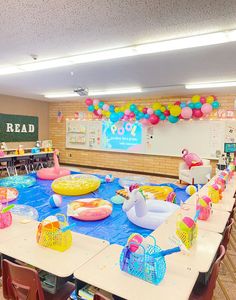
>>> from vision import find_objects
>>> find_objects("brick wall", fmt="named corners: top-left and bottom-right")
top-left (49, 95), bottom-right (235, 177)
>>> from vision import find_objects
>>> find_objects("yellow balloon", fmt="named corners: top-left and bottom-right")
top-left (115, 107), bottom-right (120, 113)
top-left (105, 111), bottom-right (110, 117)
top-left (170, 105), bottom-right (181, 117)
top-left (94, 105), bottom-right (99, 110)
top-left (120, 106), bottom-right (125, 112)
top-left (160, 106), bottom-right (166, 112)
top-left (124, 104), bottom-right (130, 110)
top-left (206, 96), bottom-right (214, 104)
top-left (167, 104), bottom-right (173, 111)
top-left (152, 102), bottom-right (161, 110)
top-left (192, 95), bottom-right (200, 103)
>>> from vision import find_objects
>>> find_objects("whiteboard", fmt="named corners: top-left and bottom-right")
top-left (66, 119), bottom-right (236, 159)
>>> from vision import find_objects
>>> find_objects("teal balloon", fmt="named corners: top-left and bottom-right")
top-left (155, 109), bottom-right (162, 116)
top-left (130, 104), bottom-right (137, 112)
top-left (134, 109), bottom-right (139, 115)
top-left (160, 114), bottom-right (166, 121)
top-left (138, 112), bottom-right (144, 118)
top-left (88, 105), bottom-right (95, 112)
top-left (110, 113), bottom-right (119, 122)
top-left (188, 103), bottom-right (194, 109)
top-left (144, 114), bottom-right (150, 119)
top-left (194, 102), bottom-right (202, 109)
top-left (119, 112), bottom-right (124, 118)
top-left (98, 101), bottom-right (104, 108)
top-left (212, 101), bottom-right (220, 109)
top-left (136, 115), bottom-right (141, 120)
top-left (168, 115), bottom-right (179, 123)
top-left (109, 105), bottom-right (115, 112)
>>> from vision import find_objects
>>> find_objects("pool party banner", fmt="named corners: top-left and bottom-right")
top-left (102, 121), bottom-right (143, 152)
top-left (0, 113), bottom-right (38, 142)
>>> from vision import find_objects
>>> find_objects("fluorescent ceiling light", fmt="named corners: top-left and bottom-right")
top-left (185, 81), bottom-right (236, 89)
top-left (1, 29), bottom-right (236, 75)
top-left (44, 87), bottom-right (142, 98)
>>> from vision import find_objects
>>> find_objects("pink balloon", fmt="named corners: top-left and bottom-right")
top-left (164, 110), bottom-right (170, 116)
top-left (200, 97), bottom-right (206, 104)
top-left (123, 115), bottom-right (129, 121)
top-left (125, 109), bottom-right (130, 115)
top-left (149, 114), bottom-right (160, 125)
top-left (129, 112), bottom-right (135, 118)
top-left (97, 109), bottom-right (102, 115)
top-left (201, 103), bottom-right (213, 115)
top-left (141, 118), bottom-right (150, 125)
top-left (147, 108), bottom-right (153, 115)
top-left (103, 104), bottom-right (109, 111)
top-left (93, 99), bottom-right (100, 105)
top-left (85, 98), bottom-right (93, 106)
top-left (192, 109), bottom-right (203, 118)
top-left (175, 101), bottom-right (181, 105)
top-left (143, 108), bottom-right (148, 114)
top-left (181, 107), bottom-right (192, 119)
top-left (93, 110), bottom-right (99, 116)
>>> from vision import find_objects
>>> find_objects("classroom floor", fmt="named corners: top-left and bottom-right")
top-left (0, 166), bottom-right (235, 299)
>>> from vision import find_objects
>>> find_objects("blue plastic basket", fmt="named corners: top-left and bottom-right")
top-left (119, 235), bottom-right (166, 285)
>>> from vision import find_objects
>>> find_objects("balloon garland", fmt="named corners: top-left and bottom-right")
top-left (85, 95), bottom-right (220, 125)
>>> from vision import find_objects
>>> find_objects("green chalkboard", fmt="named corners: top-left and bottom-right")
top-left (0, 114), bottom-right (38, 142)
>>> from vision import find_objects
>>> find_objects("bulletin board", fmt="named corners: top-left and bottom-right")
top-left (66, 119), bottom-right (236, 159)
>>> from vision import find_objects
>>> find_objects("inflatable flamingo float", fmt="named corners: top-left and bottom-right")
top-left (182, 149), bottom-right (203, 169)
top-left (37, 150), bottom-right (70, 180)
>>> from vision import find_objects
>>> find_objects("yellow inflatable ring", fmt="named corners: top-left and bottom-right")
top-left (140, 186), bottom-right (173, 200)
top-left (51, 174), bottom-right (101, 196)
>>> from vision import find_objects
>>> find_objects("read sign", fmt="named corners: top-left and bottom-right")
top-left (0, 114), bottom-right (38, 142)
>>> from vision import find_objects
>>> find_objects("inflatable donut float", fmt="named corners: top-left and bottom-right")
top-left (67, 198), bottom-right (112, 221)
top-left (0, 175), bottom-right (36, 189)
top-left (0, 187), bottom-right (18, 203)
top-left (52, 174), bottom-right (101, 196)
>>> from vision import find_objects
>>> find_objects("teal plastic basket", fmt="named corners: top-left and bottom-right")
top-left (120, 236), bottom-right (166, 285)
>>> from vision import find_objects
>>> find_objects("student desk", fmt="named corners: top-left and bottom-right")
top-left (0, 226), bottom-right (109, 277)
top-left (151, 222), bottom-right (222, 274)
top-left (0, 214), bottom-right (38, 243)
top-left (167, 205), bottom-right (230, 234)
top-left (74, 244), bottom-right (199, 300)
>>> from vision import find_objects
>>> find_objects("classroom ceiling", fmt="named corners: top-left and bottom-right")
top-left (1, 0), bottom-right (236, 101)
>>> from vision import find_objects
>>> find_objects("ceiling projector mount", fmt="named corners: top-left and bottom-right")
top-left (74, 87), bottom-right (88, 96)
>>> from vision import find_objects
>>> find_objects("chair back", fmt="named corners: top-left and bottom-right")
top-left (205, 245), bottom-right (225, 299)
top-left (221, 218), bottom-right (234, 254)
top-left (2, 259), bottom-right (45, 300)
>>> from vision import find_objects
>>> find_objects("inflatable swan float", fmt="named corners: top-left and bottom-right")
top-left (122, 186), bottom-right (179, 230)
top-left (37, 150), bottom-right (70, 180)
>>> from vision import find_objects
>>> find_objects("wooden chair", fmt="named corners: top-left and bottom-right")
top-left (2, 259), bottom-right (75, 300)
top-left (189, 245), bottom-right (225, 300)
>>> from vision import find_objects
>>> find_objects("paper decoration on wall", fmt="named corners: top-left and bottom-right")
top-left (74, 112), bottom-right (79, 119)
top-left (57, 111), bottom-right (63, 123)
top-left (85, 95), bottom-right (220, 125)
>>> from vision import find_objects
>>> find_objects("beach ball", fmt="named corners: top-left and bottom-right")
top-left (105, 174), bottom-right (114, 183)
top-left (49, 194), bottom-right (62, 208)
top-left (185, 185), bottom-right (197, 196)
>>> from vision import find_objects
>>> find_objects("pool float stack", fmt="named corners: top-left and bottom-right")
top-left (37, 150), bottom-right (70, 180)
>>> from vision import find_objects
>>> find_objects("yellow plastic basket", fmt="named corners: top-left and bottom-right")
top-left (36, 214), bottom-right (72, 252)
top-left (176, 216), bottom-right (198, 249)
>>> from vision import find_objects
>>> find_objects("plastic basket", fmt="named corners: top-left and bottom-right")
top-left (176, 217), bottom-right (198, 249)
top-left (36, 214), bottom-right (72, 252)
top-left (0, 211), bottom-right (12, 229)
top-left (120, 235), bottom-right (166, 285)
top-left (196, 204), bottom-right (211, 221)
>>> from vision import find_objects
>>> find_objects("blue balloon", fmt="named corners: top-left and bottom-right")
top-left (98, 101), bottom-right (104, 108)
top-left (180, 102), bottom-right (186, 108)
top-left (88, 105), bottom-right (95, 112)
top-left (136, 115), bottom-right (141, 120)
top-left (194, 102), bottom-right (202, 109)
top-left (119, 112), bottom-right (124, 118)
top-left (212, 101), bottom-right (220, 109)
top-left (188, 103), bottom-right (195, 109)
top-left (130, 104), bottom-right (137, 112)
top-left (109, 105), bottom-right (115, 113)
top-left (168, 115), bottom-right (179, 123)
top-left (155, 109), bottom-right (162, 116)
top-left (138, 112), bottom-right (144, 118)
top-left (134, 109), bottom-right (139, 115)
top-left (144, 114), bottom-right (150, 119)
top-left (160, 114), bottom-right (166, 121)
top-left (110, 113), bottom-right (119, 123)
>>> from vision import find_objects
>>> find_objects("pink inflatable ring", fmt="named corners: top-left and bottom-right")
top-left (67, 198), bottom-right (112, 221)
top-left (37, 151), bottom-right (70, 180)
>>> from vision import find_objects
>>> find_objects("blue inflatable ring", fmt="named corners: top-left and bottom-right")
top-left (11, 204), bottom-right (39, 221)
top-left (0, 175), bottom-right (36, 189)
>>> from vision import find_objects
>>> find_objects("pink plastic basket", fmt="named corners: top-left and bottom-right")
top-left (0, 211), bottom-right (12, 229)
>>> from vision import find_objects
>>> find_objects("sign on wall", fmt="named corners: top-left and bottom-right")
top-left (0, 114), bottom-right (38, 142)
